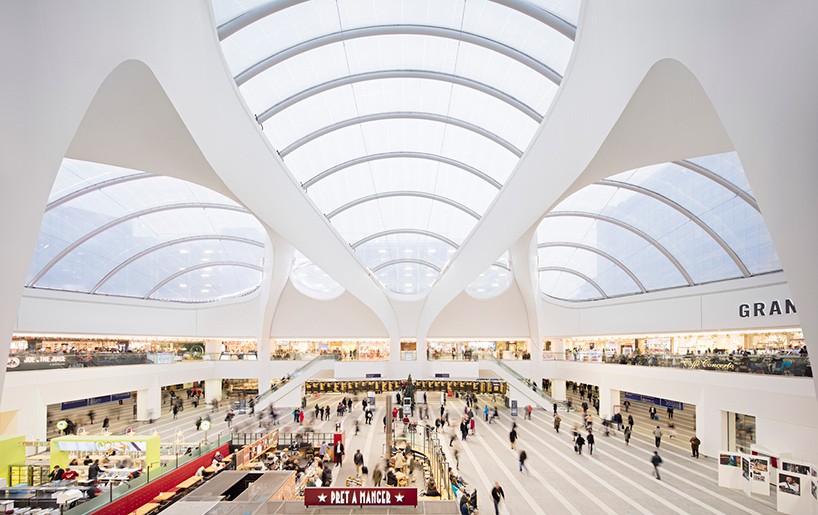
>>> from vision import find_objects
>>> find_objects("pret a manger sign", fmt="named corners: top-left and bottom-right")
top-left (304, 487), bottom-right (417, 507)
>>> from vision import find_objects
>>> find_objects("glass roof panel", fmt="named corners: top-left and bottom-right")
top-left (466, 264), bottom-right (513, 299)
top-left (355, 235), bottom-right (454, 269)
top-left (290, 251), bottom-right (346, 300)
top-left (536, 152), bottom-right (781, 301)
top-left (28, 159), bottom-right (267, 303)
top-left (149, 264), bottom-right (262, 302)
top-left (374, 261), bottom-right (439, 295)
top-left (307, 157), bottom-right (498, 216)
top-left (215, 0), bottom-right (579, 296)
top-left (539, 270), bottom-right (603, 302)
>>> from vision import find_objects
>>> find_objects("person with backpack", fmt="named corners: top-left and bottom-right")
top-left (651, 451), bottom-right (663, 480)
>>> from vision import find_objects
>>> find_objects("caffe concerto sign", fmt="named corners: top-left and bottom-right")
top-left (304, 487), bottom-right (418, 507)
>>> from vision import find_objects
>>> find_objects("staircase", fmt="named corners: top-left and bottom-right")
top-left (254, 355), bottom-right (339, 410)
top-left (478, 356), bottom-right (556, 409)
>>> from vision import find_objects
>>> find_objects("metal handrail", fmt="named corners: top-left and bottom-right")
top-left (255, 354), bottom-right (339, 404)
top-left (479, 355), bottom-right (556, 404)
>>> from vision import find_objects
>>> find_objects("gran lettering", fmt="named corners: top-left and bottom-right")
top-left (738, 299), bottom-right (796, 318)
top-left (330, 490), bottom-right (392, 504)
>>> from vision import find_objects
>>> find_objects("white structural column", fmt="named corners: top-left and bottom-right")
top-left (694, 395), bottom-right (723, 459)
top-left (256, 231), bottom-right (293, 395)
top-left (551, 379), bottom-right (567, 402)
top-left (598, 385), bottom-right (621, 420)
top-left (136, 381), bottom-right (161, 421)
top-left (204, 339), bottom-right (222, 357)
top-left (9, 392), bottom-right (48, 441)
top-left (204, 378), bottom-right (223, 404)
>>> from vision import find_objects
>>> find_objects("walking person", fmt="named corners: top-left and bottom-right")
top-left (195, 416), bottom-right (202, 431)
top-left (690, 435), bottom-right (701, 458)
top-left (651, 451), bottom-right (663, 480)
top-left (575, 433), bottom-right (585, 455)
top-left (553, 402), bottom-right (558, 415)
top-left (667, 407), bottom-right (674, 419)
top-left (491, 482), bottom-right (505, 515)
top-left (554, 414), bottom-right (561, 433)
top-left (509, 427), bottom-right (518, 450)
top-left (333, 440), bottom-right (345, 467)
top-left (624, 425), bottom-right (632, 445)
top-left (102, 416), bottom-right (110, 431)
top-left (518, 449), bottom-right (528, 473)
top-left (627, 414), bottom-right (634, 430)
top-left (372, 464), bottom-right (382, 486)
top-left (587, 431), bottom-right (595, 455)
top-left (653, 426), bottom-right (663, 448)
top-left (353, 449), bottom-right (364, 476)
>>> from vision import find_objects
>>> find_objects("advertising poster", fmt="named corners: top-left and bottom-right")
top-left (782, 462), bottom-right (811, 475)
top-left (717, 452), bottom-right (743, 489)
top-left (741, 457), bottom-right (752, 497)
top-left (779, 473), bottom-right (801, 495)
top-left (750, 457), bottom-right (770, 496)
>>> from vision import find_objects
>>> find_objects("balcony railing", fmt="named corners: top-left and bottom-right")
top-left (560, 352), bottom-right (811, 377)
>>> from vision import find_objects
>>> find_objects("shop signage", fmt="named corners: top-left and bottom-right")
top-left (304, 487), bottom-right (417, 507)
top-left (435, 373), bottom-right (450, 378)
top-left (365, 373), bottom-right (382, 378)
top-left (624, 392), bottom-right (684, 410)
top-left (739, 299), bottom-right (796, 318)
top-left (681, 357), bottom-right (735, 372)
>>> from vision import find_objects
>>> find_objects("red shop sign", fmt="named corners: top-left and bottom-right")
top-left (304, 487), bottom-right (418, 507)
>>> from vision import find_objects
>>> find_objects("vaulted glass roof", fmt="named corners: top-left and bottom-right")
top-left (214, 0), bottom-right (579, 296)
top-left (27, 159), bottom-right (268, 303)
top-left (536, 152), bottom-right (782, 302)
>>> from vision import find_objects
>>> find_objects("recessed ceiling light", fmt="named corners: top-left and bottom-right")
top-left (477, 288), bottom-right (485, 292)
top-left (447, 249), bottom-right (456, 254)
top-left (201, 273), bottom-right (210, 278)
top-left (378, 249), bottom-right (387, 254)
top-left (427, 249), bottom-right (436, 253)
top-left (179, 249), bottom-right (189, 254)
top-left (201, 289), bottom-right (210, 293)
top-left (201, 257), bottom-right (211, 262)
top-left (179, 284), bottom-right (187, 288)
top-left (204, 249), bottom-right (214, 254)
top-left (404, 248), bottom-right (413, 253)
top-left (491, 283), bottom-right (499, 287)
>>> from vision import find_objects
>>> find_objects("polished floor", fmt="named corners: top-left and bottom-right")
top-left (50, 391), bottom-right (778, 514)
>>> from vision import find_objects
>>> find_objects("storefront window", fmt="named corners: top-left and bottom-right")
top-left (734, 413), bottom-right (756, 453)
top-left (425, 340), bottom-right (529, 360)
top-left (271, 340), bottom-right (389, 361)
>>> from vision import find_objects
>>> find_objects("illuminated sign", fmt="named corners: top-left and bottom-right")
top-left (304, 487), bottom-right (417, 507)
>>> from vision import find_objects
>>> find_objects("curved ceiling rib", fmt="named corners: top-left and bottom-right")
top-left (90, 235), bottom-right (264, 293)
top-left (144, 261), bottom-right (264, 299)
top-left (537, 266), bottom-right (608, 299)
top-left (352, 229), bottom-right (459, 250)
top-left (217, 0), bottom-right (577, 41)
top-left (235, 24), bottom-right (561, 87)
top-left (281, 112), bottom-right (522, 158)
top-left (303, 152), bottom-right (503, 190)
top-left (371, 258), bottom-right (442, 273)
top-left (537, 241), bottom-right (647, 293)
top-left (256, 69), bottom-right (543, 124)
top-left (326, 191), bottom-right (482, 220)
top-left (545, 211), bottom-right (695, 286)
top-left (46, 173), bottom-right (149, 211)
top-left (597, 179), bottom-right (751, 277)
top-left (673, 160), bottom-right (760, 211)
top-left (29, 203), bottom-right (248, 287)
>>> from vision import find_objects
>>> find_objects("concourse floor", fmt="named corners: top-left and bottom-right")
top-left (48, 392), bottom-right (778, 514)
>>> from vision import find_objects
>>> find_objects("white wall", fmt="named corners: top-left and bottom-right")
top-left (541, 273), bottom-right (797, 338)
top-left (270, 283), bottom-right (388, 338)
top-left (428, 285), bottom-right (531, 339)
top-left (15, 289), bottom-right (261, 338)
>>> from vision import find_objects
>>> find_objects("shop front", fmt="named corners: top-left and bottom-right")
top-left (271, 339), bottom-right (389, 361)
top-left (426, 339), bottom-right (530, 360)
